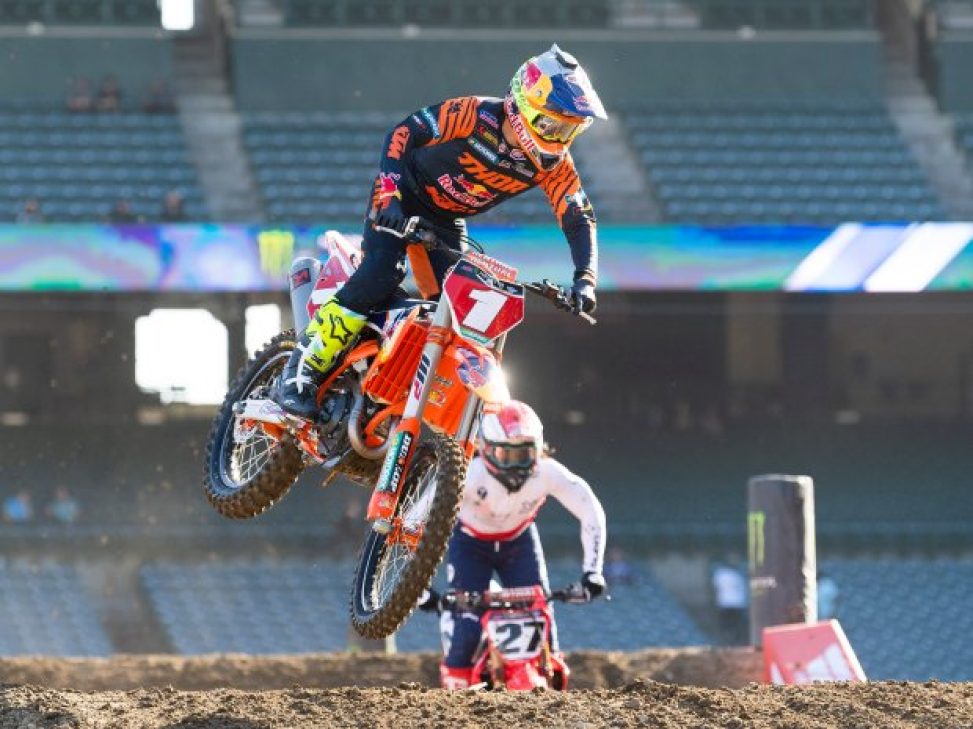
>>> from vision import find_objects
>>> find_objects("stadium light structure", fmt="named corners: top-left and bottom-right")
top-left (160, 0), bottom-right (194, 31)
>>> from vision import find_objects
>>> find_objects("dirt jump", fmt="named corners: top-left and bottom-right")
top-left (0, 651), bottom-right (969, 728)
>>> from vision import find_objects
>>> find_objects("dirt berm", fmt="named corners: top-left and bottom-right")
top-left (0, 651), bottom-right (970, 729)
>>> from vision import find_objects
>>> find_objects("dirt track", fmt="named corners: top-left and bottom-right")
top-left (0, 649), bottom-right (762, 691)
top-left (0, 653), bottom-right (970, 729)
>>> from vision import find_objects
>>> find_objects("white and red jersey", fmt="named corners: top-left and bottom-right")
top-left (458, 456), bottom-right (606, 574)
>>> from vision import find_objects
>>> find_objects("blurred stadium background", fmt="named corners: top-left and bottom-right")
top-left (1, 0), bottom-right (972, 683)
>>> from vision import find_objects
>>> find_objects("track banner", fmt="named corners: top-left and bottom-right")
top-left (763, 620), bottom-right (866, 684)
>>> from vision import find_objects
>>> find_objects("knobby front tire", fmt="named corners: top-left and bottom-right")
top-left (350, 435), bottom-right (467, 639)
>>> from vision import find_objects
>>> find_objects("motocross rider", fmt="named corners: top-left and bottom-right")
top-left (275, 45), bottom-right (607, 418)
top-left (425, 400), bottom-right (607, 689)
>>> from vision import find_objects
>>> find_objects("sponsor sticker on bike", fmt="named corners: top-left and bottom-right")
top-left (464, 251), bottom-right (518, 282)
top-left (456, 348), bottom-right (489, 388)
top-left (290, 267), bottom-right (311, 287)
top-left (377, 430), bottom-right (413, 494)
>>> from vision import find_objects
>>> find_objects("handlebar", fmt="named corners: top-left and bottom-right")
top-left (389, 216), bottom-right (596, 325)
top-left (522, 280), bottom-right (596, 326)
top-left (434, 583), bottom-right (593, 613)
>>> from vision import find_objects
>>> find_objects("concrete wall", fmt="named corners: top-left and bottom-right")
top-left (0, 30), bottom-right (173, 103)
top-left (936, 33), bottom-right (973, 110)
top-left (230, 29), bottom-right (884, 111)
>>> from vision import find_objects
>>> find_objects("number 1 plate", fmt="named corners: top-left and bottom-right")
top-left (443, 259), bottom-right (525, 344)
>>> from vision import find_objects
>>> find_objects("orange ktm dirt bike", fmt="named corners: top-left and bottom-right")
top-left (436, 585), bottom-right (591, 690)
top-left (202, 220), bottom-right (593, 638)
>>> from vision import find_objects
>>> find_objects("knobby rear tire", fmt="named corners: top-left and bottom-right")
top-left (203, 330), bottom-right (305, 519)
top-left (349, 435), bottom-right (467, 639)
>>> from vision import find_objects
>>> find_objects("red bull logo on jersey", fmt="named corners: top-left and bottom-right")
top-left (437, 173), bottom-right (496, 209)
top-left (377, 172), bottom-right (400, 201)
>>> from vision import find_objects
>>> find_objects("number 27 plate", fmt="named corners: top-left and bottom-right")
top-left (443, 259), bottom-right (525, 344)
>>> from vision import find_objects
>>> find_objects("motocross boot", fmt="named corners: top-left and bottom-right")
top-left (275, 299), bottom-right (366, 419)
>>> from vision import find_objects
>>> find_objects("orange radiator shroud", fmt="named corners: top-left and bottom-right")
top-left (360, 312), bottom-right (478, 437)
top-left (361, 315), bottom-right (429, 405)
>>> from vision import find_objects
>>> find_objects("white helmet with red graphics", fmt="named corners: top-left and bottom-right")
top-left (479, 400), bottom-right (544, 493)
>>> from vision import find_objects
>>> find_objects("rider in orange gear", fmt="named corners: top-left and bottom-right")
top-left (275, 45), bottom-right (607, 419)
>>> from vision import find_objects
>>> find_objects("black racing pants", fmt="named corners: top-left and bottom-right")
top-left (335, 201), bottom-right (467, 315)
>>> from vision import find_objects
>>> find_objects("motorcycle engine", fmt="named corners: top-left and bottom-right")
top-left (315, 372), bottom-right (355, 459)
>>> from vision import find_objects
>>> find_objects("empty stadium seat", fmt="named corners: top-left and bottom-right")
top-left (0, 110), bottom-right (206, 222)
top-left (0, 0), bottom-right (159, 24)
top-left (625, 102), bottom-right (945, 224)
top-left (140, 558), bottom-right (706, 655)
top-left (821, 557), bottom-right (973, 681)
top-left (0, 560), bottom-right (112, 656)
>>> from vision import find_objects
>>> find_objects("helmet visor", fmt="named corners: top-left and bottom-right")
top-left (482, 442), bottom-right (537, 470)
top-left (530, 113), bottom-right (591, 143)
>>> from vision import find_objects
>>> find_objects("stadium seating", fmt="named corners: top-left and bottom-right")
top-left (0, 560), bottom-right (112, 656)
top-left (953, 114), bottom-right (973, 174)
top-left (140, 558), bottom-right (706, 654)
top-left (625, 101), bottom-right (945, 224)
top-left (821, 557), bottom-right (973, 681)
top-left (244, 0), bottom-right (610, 28)
top-left (0, 0), bottom-right (160, 25)
top-left (0, 111), bottom-right (207, 222)
top-left (244, 111), bottom-right (566, 225)
top-left (235, 0), bottom-right (873, 30)
top-left (684, 0), bottom-right (876, 29)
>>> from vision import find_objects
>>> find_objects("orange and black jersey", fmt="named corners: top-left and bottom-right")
top-left (371, 96), bottom-right (598, 284)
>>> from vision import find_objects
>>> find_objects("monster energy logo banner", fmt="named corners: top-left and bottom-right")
top-left (257, 229), bottom-right (295, 278)
top-left (748, 510), bottom-right (765, 568)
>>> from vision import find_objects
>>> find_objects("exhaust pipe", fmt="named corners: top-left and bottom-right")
top-left (347, 389), bottom-right (391, 460)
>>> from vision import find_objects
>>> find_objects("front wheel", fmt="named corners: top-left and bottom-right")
top-left (350, 436), bottom-right (468, 638)
top-left (203, 330), bottom-right (305, 519)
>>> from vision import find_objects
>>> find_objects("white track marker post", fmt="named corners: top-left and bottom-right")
top-left (747, 475), bottom-right (817, 647)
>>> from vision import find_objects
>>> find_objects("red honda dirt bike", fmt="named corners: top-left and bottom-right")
top-left (437, 585), bottom-right (590, 690)
top-left (202, 220), bottom-right (593, 638)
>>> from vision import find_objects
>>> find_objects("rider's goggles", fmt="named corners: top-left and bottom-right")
top-left (482, 441), bottom-right (538, 470)
top-left (529, 113), bottom-right (591, 144)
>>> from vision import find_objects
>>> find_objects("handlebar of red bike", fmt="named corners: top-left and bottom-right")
top-left (434, 584), bottom-right (594, 612)
top-left (387, 216), bottom-right (596, 325)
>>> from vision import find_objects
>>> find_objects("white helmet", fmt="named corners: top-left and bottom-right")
top-left (479, 401), bottom-right (544, 493)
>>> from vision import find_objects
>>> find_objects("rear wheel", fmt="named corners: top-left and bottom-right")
top-left (203, 330), bottom-right (305, 519)
top-left (350, 436), bottom-right (467, 638)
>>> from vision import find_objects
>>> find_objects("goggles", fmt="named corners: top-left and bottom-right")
top-left (529, 113), bottom-right (591, 144)
top-left (482, 441), bottom-right (537, 470)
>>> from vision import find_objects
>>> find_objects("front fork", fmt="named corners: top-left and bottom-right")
top-left (366, 300), bottom-right (456, 531)
top-left (365, 307), bottom-right (507, 532)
